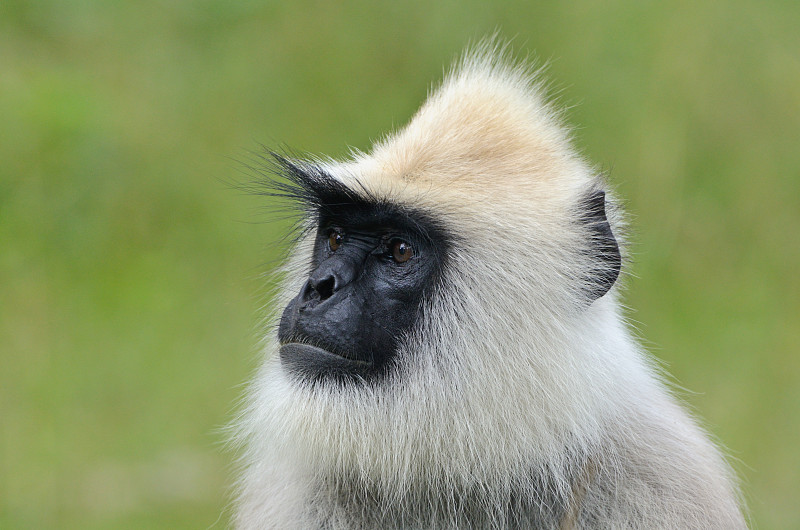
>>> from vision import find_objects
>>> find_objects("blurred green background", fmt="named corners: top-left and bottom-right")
top-left (1, 0), bottom-right (798, 528)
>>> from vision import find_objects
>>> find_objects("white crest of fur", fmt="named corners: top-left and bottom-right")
top-left (232, 43), bottom-right (745, 529)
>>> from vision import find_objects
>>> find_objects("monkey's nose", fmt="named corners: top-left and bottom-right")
top-left (305, 255), bottom-right (358, 303)
top-left (309, 274), bottom-right (336, 301)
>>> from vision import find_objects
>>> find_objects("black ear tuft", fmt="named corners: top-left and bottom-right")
top-left (581, 190), bottom-right (621, 301)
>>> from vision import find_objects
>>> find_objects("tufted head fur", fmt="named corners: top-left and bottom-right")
top-left (232, 42), bottom-right (745, 529)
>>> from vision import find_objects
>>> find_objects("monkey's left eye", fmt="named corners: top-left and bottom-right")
top-left (391, 240), bottom-right (414, 263)
top-left (329, 230), bottom-right (343, 251)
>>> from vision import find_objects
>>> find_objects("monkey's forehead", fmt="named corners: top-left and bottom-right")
top-left (330, 51), bottom-right (596, 216)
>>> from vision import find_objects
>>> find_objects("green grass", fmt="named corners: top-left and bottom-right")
top-left (1, 1), bottom-right (798, 527)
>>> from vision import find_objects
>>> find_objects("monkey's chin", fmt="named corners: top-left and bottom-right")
top-left (279, 342), bottom-right (372, 380)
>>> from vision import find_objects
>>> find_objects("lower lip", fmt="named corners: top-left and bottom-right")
top-left (279, 342), bottom-right (372, 378)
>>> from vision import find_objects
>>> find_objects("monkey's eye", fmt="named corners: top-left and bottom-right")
top-left (328, 230), bottom-right (343, 251)
top-left (391, 240), bottom-right (414, 263)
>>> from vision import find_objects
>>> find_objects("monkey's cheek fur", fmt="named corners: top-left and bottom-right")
top-left (279, 343), bottom-right (372, 381)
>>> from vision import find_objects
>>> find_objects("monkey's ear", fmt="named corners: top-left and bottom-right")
top-left (581, 190), bottom-right (621, 301)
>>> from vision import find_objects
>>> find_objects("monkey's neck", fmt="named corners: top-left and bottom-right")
top-left (307, 458), bottom-right (595, 529)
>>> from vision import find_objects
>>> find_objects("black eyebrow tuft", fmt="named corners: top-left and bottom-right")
top-left (268, 154), bottom-right (376, 215)
top-left (239, 149), bottom-right (451, 251)
top-left (242, 151), bottom-right (378, 218)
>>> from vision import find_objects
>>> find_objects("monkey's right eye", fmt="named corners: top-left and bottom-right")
top-left (328, 230), bottom-right (343, 251)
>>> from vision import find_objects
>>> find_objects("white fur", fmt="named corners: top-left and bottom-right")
top-left (232, 43), bottom-right (745, 529)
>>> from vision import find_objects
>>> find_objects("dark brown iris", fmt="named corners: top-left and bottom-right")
top-left (329, 230), bottom-right (343, 251)
top-left (391, 240), bottom-right (414, 263)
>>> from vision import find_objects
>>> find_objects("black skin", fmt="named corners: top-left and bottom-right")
top-left (272, 157), bottom-right (619, 384)
top-left (278, 212), bottom-right (444, 382)
top-left (581, 190), bottom-right (621, 301)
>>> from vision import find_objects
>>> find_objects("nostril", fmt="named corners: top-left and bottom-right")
top-left (311, 275), bottom-right (336, 301)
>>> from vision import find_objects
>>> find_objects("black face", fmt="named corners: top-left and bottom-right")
top-left (262, 156), bottom-right (618, 382)
top-left (278, 205), bottom-right (447, 382)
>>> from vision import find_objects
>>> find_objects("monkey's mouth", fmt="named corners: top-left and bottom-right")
top-left (279, 342), bottom-right (373, 378)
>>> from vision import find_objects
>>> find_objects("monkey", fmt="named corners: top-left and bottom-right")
top-left (231, 43), bottom-right (746, 529)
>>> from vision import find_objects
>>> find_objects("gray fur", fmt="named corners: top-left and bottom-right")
top-left (231, 42), bottom-right (746, 529)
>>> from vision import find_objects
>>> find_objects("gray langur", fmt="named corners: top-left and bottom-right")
top-left (231, 44), bottom-right (746, 529)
